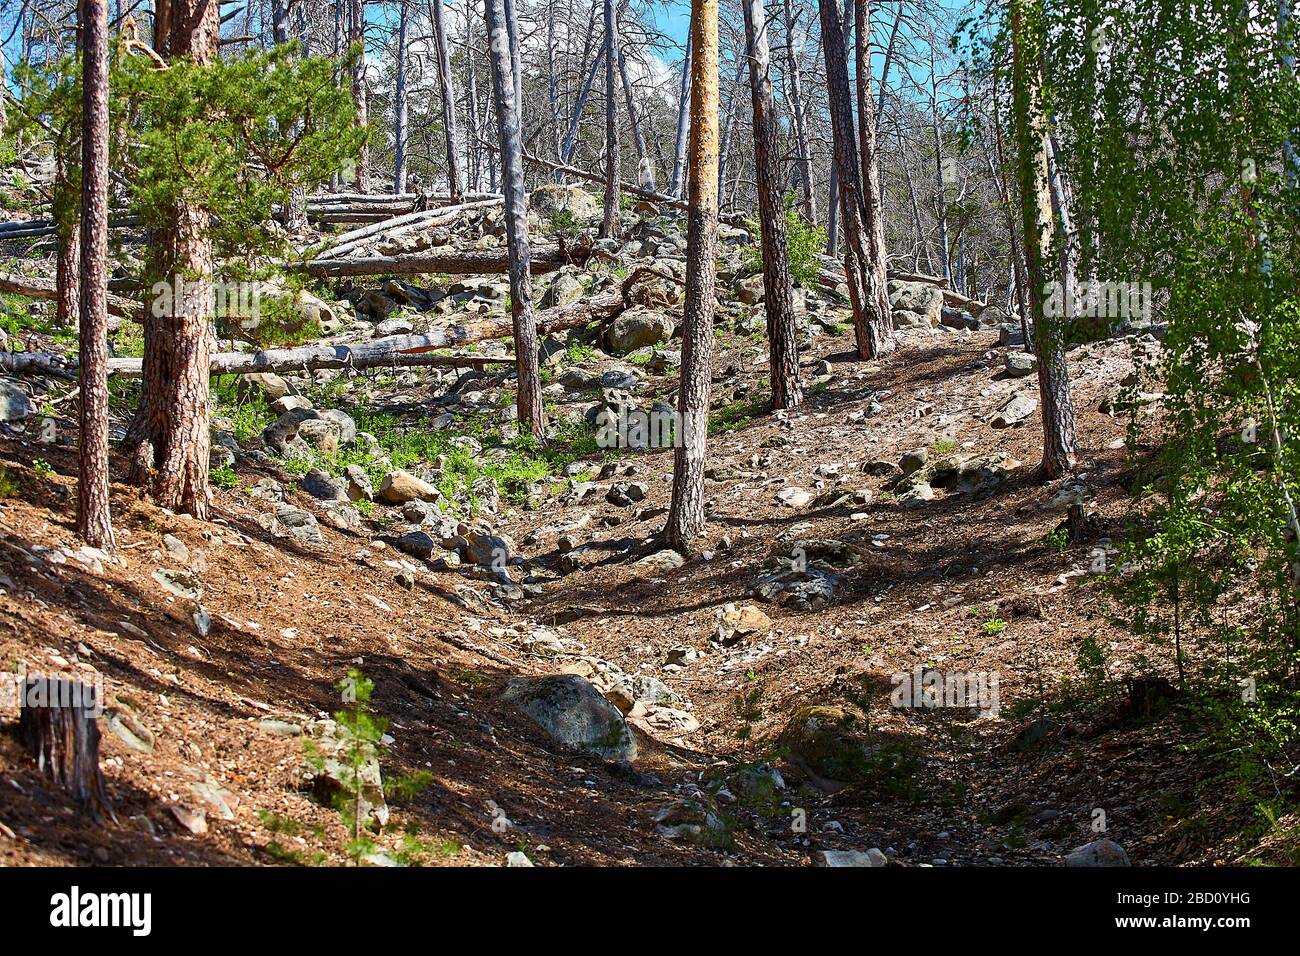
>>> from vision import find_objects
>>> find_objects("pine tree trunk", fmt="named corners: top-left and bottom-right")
top-left (1010, 0), bottom-right (1077, 478)
top-left (485, 0), bottom-right (544, 440)
top-left (601, 0), bottom-right (621, 239)
top-left (819, 0), bottom-right (891, 359)
top-left (54, 146), bottom-right (80, 332)
top-left (824, 0), bottom-right (852, 253)
top-left (669, 34), bottom-right (692, 199)
top-left (853, 0), bottom-right (894, 357)
top-left (666, 0), bottom-right (719, 554)
top-left (274, 0), bottom-right (308, 230)
top-left (742, 0), bottom-right (802, 410)
top-left (133, 0), bottom-right (217, 520)
top-left (77, 0), bottom-right (114, 550)
top-left (432, 0), bottom-right (463, 202)
top-left (464, 2), bottom-right (482, 192)
top-left (779, 0), bottom-right (816, 224)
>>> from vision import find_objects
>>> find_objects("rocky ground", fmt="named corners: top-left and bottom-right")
top-left (0, 185), bottom-right (1291, 867)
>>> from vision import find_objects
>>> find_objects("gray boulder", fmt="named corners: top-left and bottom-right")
top-left (501, 675), bottom-right (637, 762)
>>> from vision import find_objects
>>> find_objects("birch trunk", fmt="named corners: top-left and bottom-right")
top-left (601, 0), bottom-right (621, 238)
top-left (431, 0), bottom-right (463, 201)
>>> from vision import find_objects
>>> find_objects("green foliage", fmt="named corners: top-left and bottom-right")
top-left (0, 467), bottom-right (20, 498)
top-left (742, 201), bottom-right (827, 287)
top-left (304, 670), bottom-right (387, 865)
top-left (210, 465), bottom-right (239, 490)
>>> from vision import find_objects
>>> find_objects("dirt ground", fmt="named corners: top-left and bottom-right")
top-left (0, 319), bottom-right (1291, 867)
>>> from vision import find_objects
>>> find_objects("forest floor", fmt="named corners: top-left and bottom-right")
top-left (0, 199), bottom-right (1295, 867)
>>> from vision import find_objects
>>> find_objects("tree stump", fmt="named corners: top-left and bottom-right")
top-left (18, 676), bottom-right (114, 820)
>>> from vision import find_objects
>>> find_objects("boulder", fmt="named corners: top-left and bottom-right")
top-left (991, 392), bottom-right (1038, 428)
top-left (888, 280), bottom-right (944, 327)
top-left (379, 469), bottom-right (440, 504)
top-left (1066, 839), bottom-right (1130, 867)
top-left (500, 674), bottom-right (637, 762)
top-left (607, 308), bottom-right (675, 355)
top-left (1004, 351), bottom-right (1038, 378)
top-left (735, 274), bottom-right (765, 305)
top-left (0, 380), bottom-right (34, 422)
top-left (529, 183), bottom-right (600, 223)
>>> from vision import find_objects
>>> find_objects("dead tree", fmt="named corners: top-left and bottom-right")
top-left (742, 0), bottom-right (802, 410)
top-left (668, 33), bottom-right (692, 199)
top-left (430, 0), bottom-right (463, 202)
top-left (485, 0), bottom-right (545, 439)
top-left (77, 0), bottom-right (114, 549)
top-left (779, 0), bottom-right (816, 224)
top-left (666, 0), bottom-right (720, 554)
top-left (601, 0), bottom-right (621, 239)
top-left (349, 0), bottom-right (369, 191)
top-left (19, 676), bottom-right (113, 820)
top-left (393, 0), bottom-right (411, 193)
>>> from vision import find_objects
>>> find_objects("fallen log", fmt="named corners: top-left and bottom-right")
top-left (1, 269), bottom-right (655, 379)
top-left (294, 243), bottom-right (586, 279)
top-left (0, 272), bottom-right (136, 319)
top-left (312, 197), bottom-right (503, 260)
top-left (522, 153), bottom-right (753, 230)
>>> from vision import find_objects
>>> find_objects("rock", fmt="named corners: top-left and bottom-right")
top-left (888, 280), bottom-right (944, 326)
top-left (540, 273), bottom-right (584, 308)
top-left (1066, 839), bottom-right (1130, 867)
top-left (653, 798), bottom-right (732, 848)
top-left (161, 533), bottom-right (189, 563)
top-left (898, 481), bottom-right (935, 507)
top-left (735, 274), bottom-right (765, 305)
top-left (892, 309), bottom-right (930, 330)
top-left (1000, 323), bottom-right (1028, 347)
top-left (714, 602), bottom-right (772, 644)
top-left (395, 531), bottom-right (439, 561)
top-left (505, 851), bottom-right (535, 867)
top-left (105, 708), bottom-right (155, 753)
top-left (500, 674), bottom-right (637, 762)
top-left (301, 468), bottom-right (348, 502)
top-left (777, 706), bottom-right (869, 783)
top-left (1005, 350), bottom-right (1038, 377)
top-left (305, 723), bottom-right (388, 830)
top-left (750, 566), bottom-right (838, 610)
top-left (815, 848), bottom-right (887, 867)
top-left (776, 487), bottom-right (813, 508)
top-left (608, 307), bottom-right (675, 354)
top-left (0, 380), bottom-right (34, 422)
top-left (461, 530), bottom-right (514, 568)
top-left (153, 568), bottom-right (202, 601)
top-left (606, 481), bottom-right (648, 506)
top-left (991, 393), bottom-right (1038, 428)
top-left (899, 447), bottom-right (929, 475)
top-left (630, 549), bottom-right (684, 577)
top-left (238, 372), bottom-right (293, 403)
top-left (379, 469), bottom-right (440, 504)
top-left (375, 316), bottom-right (414, 337)
top-left (343, 464), bottom-right (374, 502)
top-left (529, 182), bottom-right (601, 223)
top-left (940, 306), bottom-right (978, 330)
top-left (276, 504), bottom-right (324, 546)
top-left (297, 418), bottom-right (341, 453)
top-left (270, 395), bottom-right (314, 416)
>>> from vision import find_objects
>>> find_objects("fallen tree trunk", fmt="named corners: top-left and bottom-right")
top-left (1, 270), bottom-right (654, 379)
top-left (522, 152), bottom-right (753, 230)
top-left (0, 272), bottom-right (136, 318)
top-left (294, 243), bottom-right (586, 278)
top-left (312, 197), bottom-right (503, 260)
